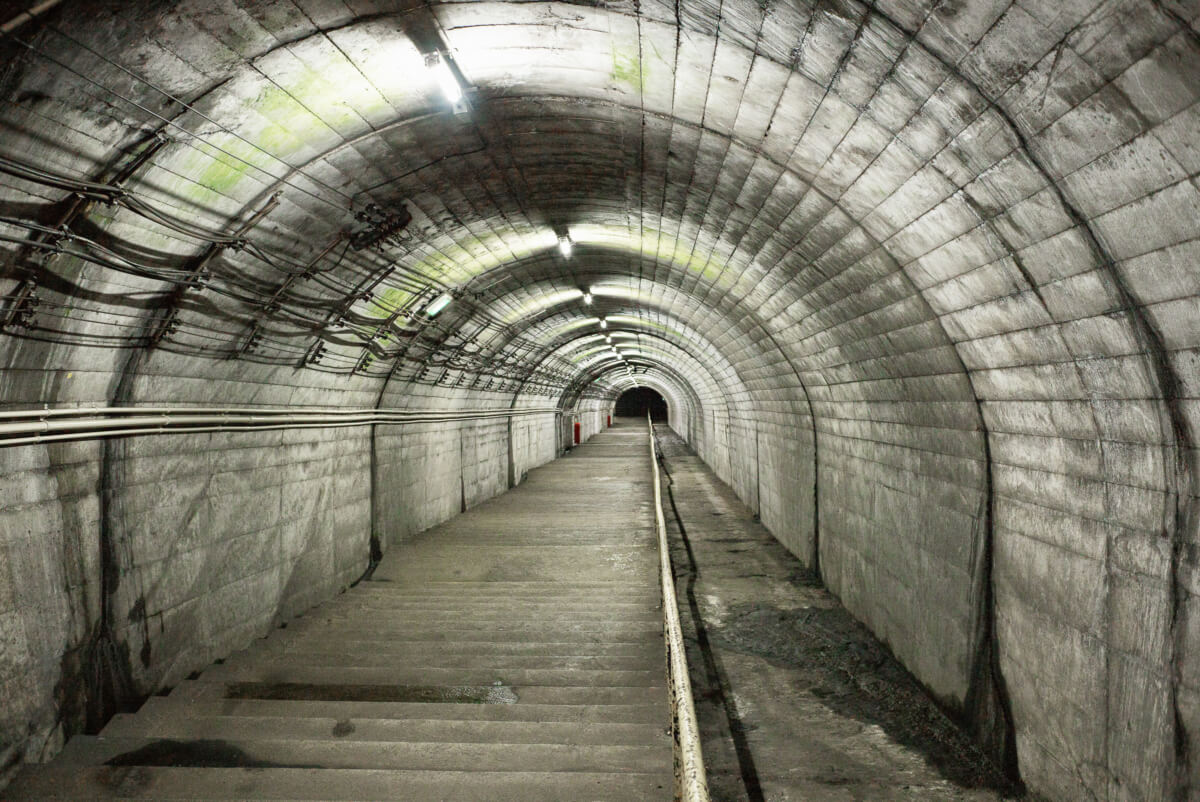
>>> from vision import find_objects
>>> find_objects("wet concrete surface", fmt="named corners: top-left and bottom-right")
top-left (103, 739), bottom-right (317, 769)
top-left (654, 425), bottom-right (1024, 801)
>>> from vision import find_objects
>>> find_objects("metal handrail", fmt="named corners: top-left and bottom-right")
top-left (0, 405), bottom-right (560, 447)
top-left (647, 414), bottom-right (710, 801)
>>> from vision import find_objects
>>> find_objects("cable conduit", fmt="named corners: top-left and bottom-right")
top-left (0, 405), bottom-right (561, 447)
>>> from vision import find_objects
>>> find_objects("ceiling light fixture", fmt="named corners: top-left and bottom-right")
top-left (582, 291), bottom-right (593, 305)
top-left (426, 292), bottom-right (453, 316)
top-left (558, 235), bottom-right (573, 257)
top-left (425, 52), bottom-right (463, 105)
top-left (599, 318), bottom-right (607, 330)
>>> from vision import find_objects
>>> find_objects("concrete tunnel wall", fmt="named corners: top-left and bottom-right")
top-left (1, 1), bottom-right (1199, 799)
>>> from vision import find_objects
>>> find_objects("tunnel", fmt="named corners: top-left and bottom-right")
top-left (0, 0), bottom-right (1198, 798)
top-left (615, 387), bottom-right (668, 422)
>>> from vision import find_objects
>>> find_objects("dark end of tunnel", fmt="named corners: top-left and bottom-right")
top-left (614, 387), bottom-right (668, 422)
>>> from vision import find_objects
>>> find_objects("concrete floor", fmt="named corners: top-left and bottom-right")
top-left (6, 421), bottom-right (673, 800)
top-left (654, 424), bottom-right (1023, 802)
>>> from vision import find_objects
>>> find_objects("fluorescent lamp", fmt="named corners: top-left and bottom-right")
top-left (558, 235), bottom-right (573, 257)
top-left (425, 53), bottom-right (463, 105)
top-left (426, 292), bottom-right (453, 316)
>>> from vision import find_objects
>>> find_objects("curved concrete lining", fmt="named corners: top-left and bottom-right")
top-left (1, 1), bottom-right (1199, 797)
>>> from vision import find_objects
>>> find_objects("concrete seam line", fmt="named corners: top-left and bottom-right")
top-left (648, 414), bottom-right (710, 802)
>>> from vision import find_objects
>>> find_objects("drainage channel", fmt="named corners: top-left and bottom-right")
top-left (650, 423), bottom-right (1022, 800)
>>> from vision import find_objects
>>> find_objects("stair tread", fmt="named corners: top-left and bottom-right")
top-left (232, 648), bottom-right (660, 670)
top-left (55, 734), bottom-right (672, 773)
top-left (133, 696), bottom-right (667, 724)
top-left (5, 766), bottom-right (672, 800)
top-left (252, 628), bottom-right (663, 643)
top-left (277, 617), bottom-right (662, 631)
top-left (101, 713), bottom-right (668, 746)
top-left (168, 679), bottom-right (668, 707)
top-left (304, 607), bottom-right (661, 621)
top-left (239, 638), bottom-right (655, 656)
top-left (196, 664), bottom-right (662, 688)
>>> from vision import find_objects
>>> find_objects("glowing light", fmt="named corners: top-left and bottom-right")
top-left (599, 319), bottom-right (607, 330)
top-left (426, 292), bottom-right (453, 316)
top-left (425, 53), bottom-right (463, 105)
top-left (590, 284), bottom-right (638, 299)
top-left (578, 351), bottom-right (623, 370)
top-left (558, 235), bottom-right (573, 257)
top-left (583, 291), bottom-right (593, 305)
top-left (547, 318), bottom-right (602, 338)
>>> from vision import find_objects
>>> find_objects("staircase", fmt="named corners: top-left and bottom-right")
top-left (6, 423), bottom-right (673, 800)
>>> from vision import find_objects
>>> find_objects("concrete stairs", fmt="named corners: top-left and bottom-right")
top-left (5, 424), bottom-right (673, 800)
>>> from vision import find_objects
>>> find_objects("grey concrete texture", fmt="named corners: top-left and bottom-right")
top-left (655, 423), bottom-right (1015, 800)
top-left (0, 0), bottom-right (1197, 798)
top-left (3, 421), bottom-right (673, 800)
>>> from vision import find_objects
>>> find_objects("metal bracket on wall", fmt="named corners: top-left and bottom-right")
top-left (0, 278), bottom-right (38, 330)
top-left (151, 191), bottom-right (282, 349)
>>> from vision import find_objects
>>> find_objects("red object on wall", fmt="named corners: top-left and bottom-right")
top-left (573, 422), bottom-right (581, 444)
top-left (607, 415), bottom-right (612, 427)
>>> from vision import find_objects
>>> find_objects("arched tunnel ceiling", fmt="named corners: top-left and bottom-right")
top-left (4, 0), bottom-right (1194, 420)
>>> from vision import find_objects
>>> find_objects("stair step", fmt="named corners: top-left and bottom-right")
top-left (56, 735), bottom-right (671, 774)
top-left (296, 611), bottom-right (662, 625)
top-left (261, 624), bottom-right (662, 643)
top-left (134, 696), bottom-right (667, 724)
top-left (310, 601), bottom-right (661, 618)
top-left (5, 766), bottom-right (672, 800)
top-left (274, 618), bottom-right (663, 635)
top-left (101, 712), bottom-right (668, 747)
top-left (235, 646), bottom-right (661, 671)
top-left (317, 595), bottom-right (659, 608)
top-left (353, 581), bottom-right (659, 593)
top-left (194, 663), bottom-right (663, 688)
top-left (345, 593), bottom-right (662, 604)
top-left (240, 637), bottom-right (656, 659)
top-left (167, 679), bottom-right (668, 707)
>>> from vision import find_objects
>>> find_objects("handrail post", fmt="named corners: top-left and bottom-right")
top-left (648, 413), bottom-right (710, 802)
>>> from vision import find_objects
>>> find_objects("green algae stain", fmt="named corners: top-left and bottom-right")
top-left (197, 157), bottom-right (250, 195)
top-left (612, 48), bottom-right (646, 93)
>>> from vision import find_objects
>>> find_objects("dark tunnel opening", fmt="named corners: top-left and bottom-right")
top-left (615, 387), bottom-right (668, 422)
